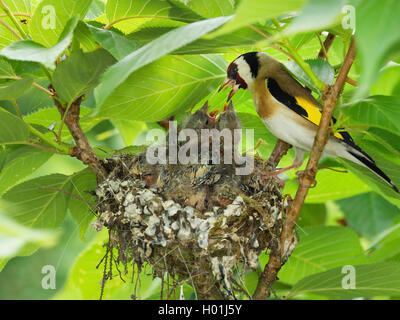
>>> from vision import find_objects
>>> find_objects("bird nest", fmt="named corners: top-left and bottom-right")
top-left (91, 103), bottom-right (285, 299)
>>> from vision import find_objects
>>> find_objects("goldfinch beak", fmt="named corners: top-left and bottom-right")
top-left (218, 78), bottom-right (238, 101)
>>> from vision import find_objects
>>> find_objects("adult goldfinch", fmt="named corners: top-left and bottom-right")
top-left (220, 51), bottom-right (399, 193)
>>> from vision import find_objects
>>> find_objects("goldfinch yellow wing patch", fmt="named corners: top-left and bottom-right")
top-left (295, 96), bottom-right (344, 140)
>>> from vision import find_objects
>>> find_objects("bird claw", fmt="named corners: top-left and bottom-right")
top-left (295, 170), bottom-right (317, 188)
top-left (254, 167), bottom-right (286, 188)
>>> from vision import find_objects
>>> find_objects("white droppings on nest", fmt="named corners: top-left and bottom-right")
top-left (223, 196), bottom-right (245, 217)
top-left (93, 146), bottom-right (286, 299)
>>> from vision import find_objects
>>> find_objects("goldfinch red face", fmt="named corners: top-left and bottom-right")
top-left (219, 52), bottom-right (260, 100)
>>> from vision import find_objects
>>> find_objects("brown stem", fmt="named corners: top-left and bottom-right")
top-left (280, 38), bottom-right (356, 262)
top-left (50, 86), bottom-right (107, 181)
top-left (318, 33), bottom-right (335, 60)
top-left (253, 37), bottom-right (356, 300)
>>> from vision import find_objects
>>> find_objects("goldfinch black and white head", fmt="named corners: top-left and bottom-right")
top-left (219, 52), bottom-right (281, 99)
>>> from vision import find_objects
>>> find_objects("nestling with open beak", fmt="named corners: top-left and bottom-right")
top-left (220, 51), bottom-right (398, 193)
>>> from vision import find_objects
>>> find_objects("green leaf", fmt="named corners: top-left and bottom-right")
top-left (173, 24), bottom-right (273, 55)
top-left (0, 211), bottom-right (58, 261)
top-left (112, 120), bottom-right (147, 146)
top-left (297, 203), bottom-right (327, 227)
top-left (284, 167), bottom-right (370, 203)
top-left (0, 58), bottom-right (16, 78)
top-left (95, 54), bottom-right (226, 122)
top-left (29, 0), bottom-right (93, 47)
top-left (0, 0), bottom-right (32, 49)
top-left (85, 0), bottom-right (105, 20)
top-left (284, 0), bottom-right (348, 35)
top-left (355, 0), bottom-right (400, 99)
top-left (341, 96), bottom-right (400, 136)
top-left (0, 78), bottom-right (33, 100)
top-left (73, 21), bottom-right (99, 52)
top-left (0, 146), bottom-right (53, 196)
top-left (0, 17), bottom-right (80, 70)
top-left (55, 230), bottom-right (160, 300)
top-left (287, 262), bottom-right (400, 299)
top-left (2, 174), bottom-right (72, 229)
top-left (368, 223), bottom-right (400, 262)
top-left (210, 0), bottom-right (306, 37)
top-left (284, 58), bottom-right (334, 93)
top-left (68, 169), bottom-right (97, 240)
top-left (94, 16), bottom-right (231, 109)
top-left (24, 106), bottom-right (101, 140)
top-left (87, 24), bottom-right (141, 60)
top-left (336, 192), bottom-right (400, 239)
top-left (278, 226), bottom-right (366, 285)
top-left (175, 0), bottom-right (235, 18)
top-left (106, 0), bottom-right (171, 22)
top-left (52, 49), bottom-right (116, 105)
top-left (370, 65), bottom-right (400, 97)
top-left (0, 108), bottom-right (29, 144)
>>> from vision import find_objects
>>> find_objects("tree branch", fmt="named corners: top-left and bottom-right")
top-left (252, 37), bottom-right (355, 300)
top-left (50, 86), bottom-right (107, 181)
top-left (280, 38), bottom-right (356, 264)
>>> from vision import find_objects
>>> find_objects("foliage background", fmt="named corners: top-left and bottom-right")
top-left (0, 0), bottom-right (400, 300)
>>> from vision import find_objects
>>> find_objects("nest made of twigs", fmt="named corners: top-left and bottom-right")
top-left (91, 102), bottom-right (285, 299)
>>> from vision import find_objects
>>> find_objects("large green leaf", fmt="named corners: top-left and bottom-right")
top-left (52, 49), bottom-right (116, 105)
top-left (87, 24), bottom-right (141, 60)
top-left (55, 230), bottom-right (160, 300)
top-left (0, 108), bottom-right (29, 144)
top-left (67, 169), bottom-right (97, 240)
top-left (0, 146), bottom-right (53, 196)
top-left (106, 0), bottom-right (171, 22)
top-left (283, 167), bottom-right (370, 203)
top-left (368, 223), bottom-right (400, 262)
top-left (0, 58), bottom-right (16, 78)
top-left (370, 65), bottom-right (400, 97)
top-left (210, 0), bottom-right (306, 37)
top-left (24, 106), bottom-right (101, 140)
top-left (287, 262), bottom-right (400, 299)
top-left (94, 16), bottom-right (231, 109)
top-left (278, 226), bottom-right (366, 285)
top-left (0, 0), bottom-right (32, 49)
top-left (0, 17), bottom-right (79, 69)
top-left (95, 54), bottom-right (226, 122)
top-left (284, 0), bottom-right (348, 35)
top-left (336, 192), bottom-right (400, 239)
top-left (2, 174), bottom-right (72, 229)
top-left (0, 78), bottom-right (33, 100)
top-left (355, 0), bottom-right (400, 99)
top-left (284, 58), bottom-right (334, 94)
top-left (341, 95), bottom-right (400, 135)
top-left (175, 0), bottom-right (235, 18)
top-left (0, 211), bottom-right (58, 262)
top-left (29, 0), bottom-right (93, 47)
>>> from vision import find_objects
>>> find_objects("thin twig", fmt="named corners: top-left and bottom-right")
top-left (247, 25), bottom-right (295, 60)
top-left (318, 33), bottom-right (335, 60)
top-left (38, 186), bottom-right (96, 211)
top-left (0, 0), bottom-right (28, 39)
top-left (0, 18), bottom-right (22, 39)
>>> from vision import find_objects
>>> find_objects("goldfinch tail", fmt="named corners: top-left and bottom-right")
top-left (346, 149), bottom-right (399, 193)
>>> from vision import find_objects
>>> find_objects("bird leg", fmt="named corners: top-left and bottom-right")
top-left (254, 150), bottom-right (304, 187)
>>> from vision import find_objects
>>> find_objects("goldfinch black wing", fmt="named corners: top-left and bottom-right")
top-left (266, 78), bottom-right (347, 138)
